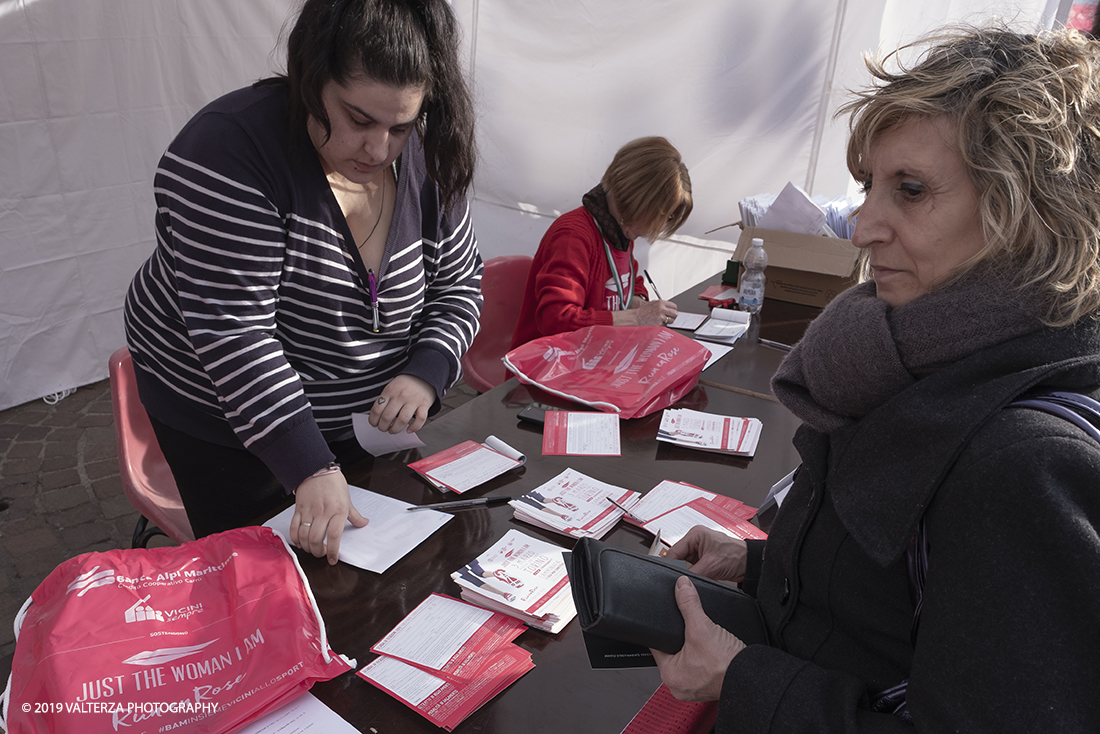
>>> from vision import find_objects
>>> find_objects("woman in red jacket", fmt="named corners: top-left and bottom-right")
top-left (510, 137), bottom-right (692, 349)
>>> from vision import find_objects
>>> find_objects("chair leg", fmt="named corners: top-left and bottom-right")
top-left (132, 515), bottom-right (169, 549)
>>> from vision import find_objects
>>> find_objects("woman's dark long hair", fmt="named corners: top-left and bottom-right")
top-left (283, 0), bottom-right (476, 211)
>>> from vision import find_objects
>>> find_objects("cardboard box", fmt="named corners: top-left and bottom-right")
top-left (734, 227), bottom-right (859, 308)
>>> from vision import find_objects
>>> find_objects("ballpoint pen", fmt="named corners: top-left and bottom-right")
top-left (606, 495), bottom-right (642, 522)
top-left (643, 269), bottom-right (663, 301)
top-left (368, 268), bottom-right (380, 333)
top-left (757, 337), bottom-right (792, 352)
top-left (407, 496), bottom-right (511, 512)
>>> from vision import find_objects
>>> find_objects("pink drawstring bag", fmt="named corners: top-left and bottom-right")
top-left (504, 326), bottom-right (710, 419)
top-left (1, 526), bottom-right (352, 733)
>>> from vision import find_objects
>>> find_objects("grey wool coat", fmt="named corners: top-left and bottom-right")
top-left (720, 319), bottom-right (1100, 733)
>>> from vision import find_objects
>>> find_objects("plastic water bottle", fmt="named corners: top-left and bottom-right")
top-left (739, 237), bottom-right (768, 314)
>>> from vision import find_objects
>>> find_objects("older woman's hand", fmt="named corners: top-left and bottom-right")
top-left (612, 298), bottom-right (678, 327)
top-left (668, 526), bottom-right (749, 582)
top-left (291, 471), bottom-right (369, 565)
top-left (652, 576), bottom-right (746, 701)
top-left (370, 374), bottom-right (435, 434)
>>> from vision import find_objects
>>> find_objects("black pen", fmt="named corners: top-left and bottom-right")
top-left (643, 269), bottom-right (663, 301)
top-left (758, 337), bottom-right (792, 352)
top-left (407, 496), bottom-right (511, 512)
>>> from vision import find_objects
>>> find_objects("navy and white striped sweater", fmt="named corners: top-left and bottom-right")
top-left (124, 83), bottom-right (482, 492)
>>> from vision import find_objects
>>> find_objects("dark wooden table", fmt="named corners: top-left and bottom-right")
top-left (301, 375), bottom-right (803, 733)
top-left (669, 275), bottom-right (820, 399)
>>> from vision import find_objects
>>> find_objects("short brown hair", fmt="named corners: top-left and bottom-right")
top-left (840, 25), bottom-right (1100, 326)
top-left (602, 137), bottom-right (693, 241)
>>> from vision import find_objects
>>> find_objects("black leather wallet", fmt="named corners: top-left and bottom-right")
top-left (566, 537), bottom-right (769, 654)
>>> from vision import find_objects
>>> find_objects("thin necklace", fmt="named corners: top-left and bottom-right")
top-left (357, 171), bottom-right (387, 250)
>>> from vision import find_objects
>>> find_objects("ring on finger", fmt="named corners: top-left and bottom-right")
top-left (302, 522), bottom-right (312, 527)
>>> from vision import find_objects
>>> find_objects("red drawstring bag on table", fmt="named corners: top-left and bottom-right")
top-left (503, 326), bottom-right (710, 419)
top-left (1, 526), bottom-right (352, 733)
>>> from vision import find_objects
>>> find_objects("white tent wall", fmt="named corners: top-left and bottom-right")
top-left (0, 0), bottom-right (1064, 411)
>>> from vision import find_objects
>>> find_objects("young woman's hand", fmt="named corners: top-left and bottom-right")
top-left (370, 374), bottom-right (435, 433)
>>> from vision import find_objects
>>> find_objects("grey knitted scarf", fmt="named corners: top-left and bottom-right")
top-left (771, 267), bottom-right (1043, 432)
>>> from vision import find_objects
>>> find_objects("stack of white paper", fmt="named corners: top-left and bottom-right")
top-left (451, 530), bottom-right (576, 634)
top-left (509, 468), bottom-right (640, 540)
top-left (658, 408), bottom-right (763, 457)
top-left (693, 308), bottom-right (751, 346)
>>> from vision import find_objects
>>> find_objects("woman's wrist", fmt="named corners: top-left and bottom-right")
top-left (294, 462), bottom-right (342, 495)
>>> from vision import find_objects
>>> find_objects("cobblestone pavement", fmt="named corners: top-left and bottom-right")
top-left (0, 378), bottom-right (479, 659)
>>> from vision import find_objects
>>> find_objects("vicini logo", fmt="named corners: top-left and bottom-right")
top-left (66, 565), bottom-right (117, 597)
top-left (125, 595), bottom-right (164, 623)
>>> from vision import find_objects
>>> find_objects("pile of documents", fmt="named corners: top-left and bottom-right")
top-left (358, 594), bottom-right (534, 731)
top-left (408, 436), bottom-right (525, 493)
top-left (625, 480), bottom-right (767, 549)
top-left (451, 530), bottom-right (576, 634)
top-left (658, 408), bottom-right (763, 457)
top-left (738, 181), bottom-right (861, 239)
top-left (691, 308), bottom-right (751, 346)
top-left (509, 468), bottom-right (641, 540)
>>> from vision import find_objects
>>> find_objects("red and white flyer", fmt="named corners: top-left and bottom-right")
top-left (657, 408), bottom-right (763, 457)
top-left (358, 645), bottom-right (534, 732)
top-left (451, 530), bottom-right (576, 633)
top-left (408, 436), bottom-right (525, 493)
top-left (509, 468), bottom-right (640, 539)
top-left (625, 480), bottom-right (729, 526)
top-left (542, 411), bottom-right (621, 456)
top-left (370, 594), bottom-right (526, 682)
top-left (643, 497), bottom-right (767, 547)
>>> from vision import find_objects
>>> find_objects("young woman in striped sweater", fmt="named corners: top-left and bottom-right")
top-left (124, 0), bottom-right (482, 564)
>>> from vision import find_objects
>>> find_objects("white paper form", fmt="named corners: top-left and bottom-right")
top-left (418, 440), bottom-right (523, 493)
top-left (694, 308), bottom-right (751, 346)
top-left (669, 312), bottom-right (708, 330)
top-left (373, 595), bottom-right (494, 671)
top-left (643, 500), bottom-right (766, 546)
top-left (542, 411), bottom-right (620, 456)
top-left (628, 480), bottom-right (717, 524)
top-left (353, 412), bottom-right (426, 455)
top-left (644, 505), bottom-right (734, 546)
top-left (265, 485), bottom-right (451, 573)
top-left (363, 656), bottom-right (446, 706)
top-left (237, 692), bottom-right (358, 734)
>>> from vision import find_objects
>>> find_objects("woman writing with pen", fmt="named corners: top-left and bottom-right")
top-left (510, 137), bottom-right (693, 349)
top-left (123, 0), bottom-right (482, 563)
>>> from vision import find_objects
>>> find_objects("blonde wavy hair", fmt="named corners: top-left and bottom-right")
top-left (602, 136), bottom-right (693, 242)
top-left (840, 25), bottom-right (1100, 326)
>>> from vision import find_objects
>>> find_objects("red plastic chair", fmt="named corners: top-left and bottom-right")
top-left (461, 255), bottom-right (533, 393)
top-left (108, 347), bottom-right (195, 547)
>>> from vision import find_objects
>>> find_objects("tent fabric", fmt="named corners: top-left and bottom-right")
top-left (0, 0), bottom-right (1063, 411)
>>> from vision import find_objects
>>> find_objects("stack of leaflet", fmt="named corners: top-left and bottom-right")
top-left (658, 408), bottom-right (763, 457)
top-left (358, 593), bottom-right (534, 731)
top-left (509, 468), bottom-right (641, 540)
top-left (625, 480), bottom-right (767, 548)
top-left (451, 530), bottom-right (576, 634)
